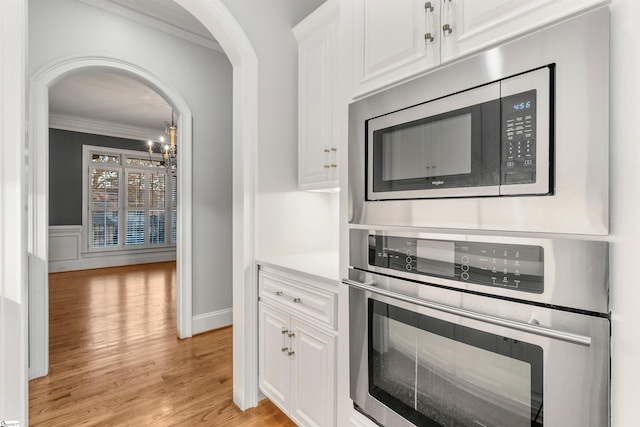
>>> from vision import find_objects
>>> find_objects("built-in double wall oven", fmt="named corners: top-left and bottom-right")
top-left (345, 230), bottom-right (610, 427)
top-left (345, 7), bottom-right (611, 427)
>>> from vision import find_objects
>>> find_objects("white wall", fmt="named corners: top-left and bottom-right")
top-left (0, 0), bottom-right (27, 424)
top-left (220, 0), bottom-right (337, 259)
top-left (28, 0), bottom-right (233, 317)
top-left (609, 1), bottom-right (640, 424)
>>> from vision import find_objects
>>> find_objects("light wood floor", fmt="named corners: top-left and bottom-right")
top-left (29, 262), bottom-right (295, 426)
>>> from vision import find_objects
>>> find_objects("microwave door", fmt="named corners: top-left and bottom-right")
top-left (367, 82), bottom-right (501, 201)
top-left (499, 67), bottom-right (551, 196)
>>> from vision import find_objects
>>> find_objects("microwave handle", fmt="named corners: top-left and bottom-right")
top-left (342, 278), bottom-right (591, 347)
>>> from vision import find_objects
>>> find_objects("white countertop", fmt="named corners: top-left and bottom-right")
top-left (256, 250), bottom-right (340, 283)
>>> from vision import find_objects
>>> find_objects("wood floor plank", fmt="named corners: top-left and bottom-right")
top-left (29, 262), bottom-right (295, 426)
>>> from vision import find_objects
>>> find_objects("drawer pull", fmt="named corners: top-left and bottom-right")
top-left (275, 291), bottom-right (301, 303)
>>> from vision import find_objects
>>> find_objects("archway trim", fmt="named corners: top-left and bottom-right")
top-left (28, 55), bottom-right (194, 379)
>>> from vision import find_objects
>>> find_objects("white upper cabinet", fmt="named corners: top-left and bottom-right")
top-left (294, 1), bottom-right (340, 191)
top-left (351, 0), bottom-right (607, 98)
top-left (352, 0), bottom-right (438, 98)
top-left (442, 0), bottom-right (608, 62)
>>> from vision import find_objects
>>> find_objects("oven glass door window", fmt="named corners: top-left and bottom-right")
top-left (369, 300), bottom-right (543, 426)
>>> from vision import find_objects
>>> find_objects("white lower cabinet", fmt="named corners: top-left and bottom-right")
top-left (259, 270), bottom-right (337, 427)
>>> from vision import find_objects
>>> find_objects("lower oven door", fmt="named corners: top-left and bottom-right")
top-left (346, 271), bottom-right (610, 427)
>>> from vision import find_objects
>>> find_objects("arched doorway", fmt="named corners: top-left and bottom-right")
top-left (28, 56), bottom-right (194, 378)
top-left (27, 0), bottom-right (260, 412)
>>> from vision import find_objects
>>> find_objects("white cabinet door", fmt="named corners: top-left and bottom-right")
top-left (441, 0), bottom-right (607, 63)
top-left (289, 317), bottom-right (336, 427)
top-left (352, 0), bottom-right (439, 97)
top-left (295, 3), bottom-right (340, 191)
top-left (259, 303), bottom-right (291, 413)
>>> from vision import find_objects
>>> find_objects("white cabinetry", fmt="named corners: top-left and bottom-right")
top-left (294, 2), bottom-right (340, 191)
top-left (351, 0), bottom-right (607, 98)
top-left (352, 0), bottom-right (439, 97)
top-left (442, 0), bottom-right (607, 62)
top-left (258, 269), bottom-right (337, 427)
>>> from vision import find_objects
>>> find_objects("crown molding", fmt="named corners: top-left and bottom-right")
top-left (77, 0), bottom-right (224, 53)
top-left (49, 113), bottom-right (163, 142)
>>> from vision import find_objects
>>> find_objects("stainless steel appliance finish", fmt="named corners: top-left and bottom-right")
top-left (348, 7), bottom-right (609, 235)
top-left (366, 67), bottom-right (550, 200)
top-left (346, 270), bottom-right (610, 427)
top-left (350, 229), bottom-right (609, 314)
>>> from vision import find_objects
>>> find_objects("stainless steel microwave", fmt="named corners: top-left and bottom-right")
top-left (367, 67), bottom-right (550, 200)
top-left (348, 7), bottom-right (610, 235)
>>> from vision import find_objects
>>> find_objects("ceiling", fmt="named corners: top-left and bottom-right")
top-left (49, 0), bottom-right (220, 133)
top-left (49, 71), bottom-right (174, 132)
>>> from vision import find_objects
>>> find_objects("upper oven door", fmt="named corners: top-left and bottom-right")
top-left (367, 83), bottom-right (501, 200)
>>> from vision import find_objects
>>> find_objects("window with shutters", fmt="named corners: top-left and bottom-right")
top-left (83, 146), bottom-right (176, 252)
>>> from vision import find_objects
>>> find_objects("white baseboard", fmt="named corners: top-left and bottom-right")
top-left (192, 308), bottom-right (233, 335)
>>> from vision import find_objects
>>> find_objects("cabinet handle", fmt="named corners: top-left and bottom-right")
top-left (287, 350), bottom-right (295, 357)
top-left (330, 147), bottom-right (337, 152)
top-left (424, 1), bottom-right (435, 45)
top-left (281, 347), bottom-right (288, 352)
top-left (330, 164), bottom-right (337, 168)
top-left (275, 291), bottom-right (301, 303)
top-left (323, 148), bottom-right (330, 153)
top-left (442, 0), bottom-right (453, 36)
top-left (288, 332), bottom-right (295, 338)
top-left (324, 165), bottom-right (330, 169)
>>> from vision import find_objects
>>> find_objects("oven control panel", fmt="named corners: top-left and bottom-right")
top-left (368, 235), bottom-right (544, 293)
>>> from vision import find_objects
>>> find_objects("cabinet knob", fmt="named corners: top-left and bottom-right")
top-left (288, 332), bottom-right (295, 338)
top-left (323, 149), bottom-right (330, 153)
top-left (424, 2), bottom-right (434, 12)
top-left (287, 351), bottom-right (295, 357)
top-left (324, 165), bottom-right (330, 169)
top-left (330, 147), bottom-right (337, 152)
top-left (424, 33), bottom-right (434, 44)
top-left (330, 164), bottom-right (337, 168)
top-left (443, 23), bottom-right (453, 35)
top-left (281, 347), bottom-right (288, 352)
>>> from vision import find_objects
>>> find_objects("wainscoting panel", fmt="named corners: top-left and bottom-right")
top-left (49, 226), bottom-right (176, 272)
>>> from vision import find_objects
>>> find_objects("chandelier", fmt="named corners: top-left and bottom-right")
top-left (147, 111), bottom-right (177, 174)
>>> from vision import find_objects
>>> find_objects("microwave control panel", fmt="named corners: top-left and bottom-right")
top-left (368, 235), bottom-right (544, 293)
top-left (501, 90), bottom-right (537, 185)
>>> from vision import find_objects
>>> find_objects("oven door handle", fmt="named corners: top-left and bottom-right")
top-left (342, 278), bottom-right (592, 347)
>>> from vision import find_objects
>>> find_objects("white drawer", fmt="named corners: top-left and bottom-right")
top-left (259, 271), bottom-right (337, 329)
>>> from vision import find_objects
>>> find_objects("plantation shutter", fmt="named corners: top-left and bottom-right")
top-left (171, 174), bottom-right (177, 243)
top-left (126, 171), bottom-right (145, 246)
top-left (90, 168), bottom-right (120, 248)
top-left (149, 172), bottom-right (166, 244)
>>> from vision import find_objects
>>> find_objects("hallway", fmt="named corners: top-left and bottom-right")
top-left (29, 262), bottom-right (293, 426)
